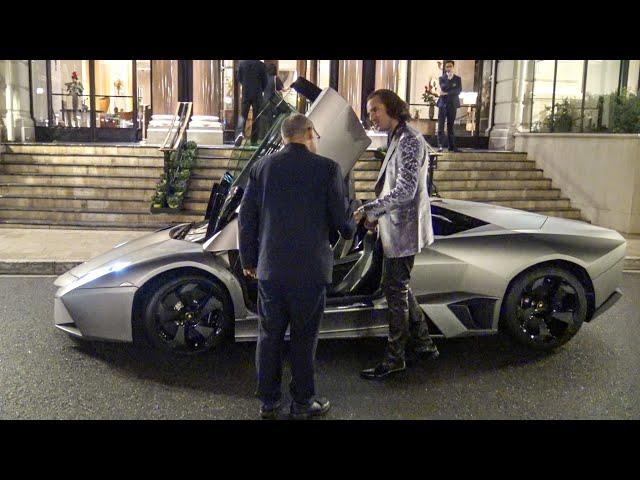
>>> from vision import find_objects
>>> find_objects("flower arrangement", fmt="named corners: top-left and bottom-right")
top-left (422, 79), bottom-right (439, 106)
top-left (65, 71), bottom-right (84, 96)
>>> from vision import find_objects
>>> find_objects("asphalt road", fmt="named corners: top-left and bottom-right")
top-left (0, 274), bottom-right (639, 420)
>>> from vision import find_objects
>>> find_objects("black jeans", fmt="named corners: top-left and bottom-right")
top-left (236, 94), bottom-right (264, 144)
top-left (255, 280), bottom-right (326, 405)
top-left (381, 255), bottom-right (435, 364)
top-left (437, 103), bottom-right (457, 150)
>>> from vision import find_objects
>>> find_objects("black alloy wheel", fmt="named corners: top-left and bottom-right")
top-left (501, 266), bottom-right (587, 351)
top-left (143, 274), bottom-right (232, 354)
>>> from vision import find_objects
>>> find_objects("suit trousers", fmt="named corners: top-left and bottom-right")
top-left (236, 94), bottom-right (264, 144)
top-left (437, 103), bottom-right (457, 150)
top-left (381, 255), bottom-right (435, 364)
top-left (256, 280), bottom-right (326, 405)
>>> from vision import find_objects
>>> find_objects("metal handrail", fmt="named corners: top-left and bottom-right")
top-left (159, 102), bottom-right (192, 152)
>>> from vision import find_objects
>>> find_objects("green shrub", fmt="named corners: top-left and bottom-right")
top-left (151, 141), bottom-right (198, 210)
top-left (612, 90), bottom-right (640, 133)
top-left (542, 98), bottom-right (575, 132)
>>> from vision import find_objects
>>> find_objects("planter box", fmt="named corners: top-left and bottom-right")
top-left (150, 206), bottom-right (184, 214)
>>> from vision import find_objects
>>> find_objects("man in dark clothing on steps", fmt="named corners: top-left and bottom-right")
top-left (235, 60), bottom-right (268, 145)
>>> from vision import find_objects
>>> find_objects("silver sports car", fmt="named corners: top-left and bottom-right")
top-left (54, 87), bottom-right (626, 355)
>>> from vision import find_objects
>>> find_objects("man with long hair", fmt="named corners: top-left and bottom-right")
top-left (355, 89), bottom-right (439, 379)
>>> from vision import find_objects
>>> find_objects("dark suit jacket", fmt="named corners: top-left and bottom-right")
top-left (237, 60), bottom-right (268, 99)
top-left (239, 143), bottom-right (356, 285)
top-left (437, 74), bottom-right (462, 109)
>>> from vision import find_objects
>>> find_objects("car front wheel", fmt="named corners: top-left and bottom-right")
top-left (501, 266), bottom-right (587, 351)
top-left (142, 274), bottom-right (232, 355)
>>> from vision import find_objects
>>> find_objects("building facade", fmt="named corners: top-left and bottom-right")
top-left (1, 59), bottom-right (638, 147)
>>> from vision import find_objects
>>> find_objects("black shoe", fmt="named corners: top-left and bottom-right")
top-left (290, 397), bottom-right (331, 420)
top-left (414, 344), bottom-right (440, 360)
top-left (360, 360), bottom-right (406, 380)
top-left (259, 401), bottom-right (282, 420)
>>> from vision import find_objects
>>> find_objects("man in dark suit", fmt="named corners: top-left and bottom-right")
top-left (235, 60), bottom-right (268, 145)
top-left (437, 60), bottom-right (462, 152)
top-left (239, 113), bottom-right (356, 419)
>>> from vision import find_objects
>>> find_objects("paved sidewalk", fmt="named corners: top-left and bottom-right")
top-left (0, 226), bottom-right (639, 275)
top-left (0, 228), bottom-right (149, 274)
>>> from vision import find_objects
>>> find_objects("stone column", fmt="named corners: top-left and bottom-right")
top-left (338, 60), bottom-right (363, 119)
top-left (0, 60), bottom-right (35, 142)
top-left (147, 60), bottom-right (179, 144)
top-left (489, 60), bottom-right (533, 150)
top-left (375, 60), bottom-right (398, 90)
top-left (188, 60), bottom-right (223, 145)
top-left (0, 63), bottom-right (6, 142)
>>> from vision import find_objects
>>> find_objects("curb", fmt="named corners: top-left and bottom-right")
top-left (1, 258), bottom-right (639, 276)
top-left (0, 261), bottom-right (83, 275)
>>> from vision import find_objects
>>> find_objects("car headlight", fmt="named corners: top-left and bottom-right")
top-left (58, 262), bottom-right (132, 297)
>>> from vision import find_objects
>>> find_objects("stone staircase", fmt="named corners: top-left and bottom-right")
top-left (0, 143), bottom-right (237, 230)
top-left (354, 150), bottom-right (583, 220)
top-left (0, 144), bottom-right (584, 230)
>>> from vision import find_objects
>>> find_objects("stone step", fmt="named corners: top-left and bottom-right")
top-left (437, 188), bottom-right (562, 201)
top-left (435, 160), bottom-right (537, 170)
top-left (0, 174), bottom-right (160, 188)
top-left (353, 159), bottom-right (536, 173)
top-left (189, 176), bottom-right (221, 190)
top-left (485, 198), bottom-right (571, 209)
top-left (355, 178), bottom-right (553, 191)
top-left (0, 161), bottom-right (230, 179)
top-left (434, 152), bottom-right (529, 161)
top-left (529, 208), bottom-right (582, 220)
top-left (4, 144), bottom-right (162, 157)
top-left (434, 179), bottom-right (553, 190)
top-left (4, 143), bottom-right (237, 158)
top-left (1, 162), bottom-right (164, 177)
top-left (0, 207), bottom-right (204, 225)
top-left (2, 153), bottom-right (235, 169)
top-left (0, 219), bottom-right (159, 231)
top-left (434, 170), bottom-right (543, 181)
top-left (0, 195), bottom-right (152, 211)
top-left (0, 184), bottom-right (155, 200)
top-left (352, 169), bottom-right (544, 181)
top-left (353, 161), bottom-right (382, 172)
top-left (428, 189), bottom-right (563, 201)
top-left (2, 153), bottom-right (165, 166)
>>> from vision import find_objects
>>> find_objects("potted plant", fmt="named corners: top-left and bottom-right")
top-left (542, 98), bottom-right (574, 132)
top-left (422, 79), bottom-right (439, 120)
top-left (151, 141), bottom-right (198, 213)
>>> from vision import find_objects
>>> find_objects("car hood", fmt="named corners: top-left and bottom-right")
top-left (54, 226), bottom-right (192, 286)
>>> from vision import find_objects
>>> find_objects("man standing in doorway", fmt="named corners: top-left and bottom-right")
top-left (235, 60), bottom-right (268, 145)
top-left (239, 114), bottom-right (357, 419)
top-left (437, 60), bottom-right (462, 152)
top-left (355, 89), bottom-right (439, 380)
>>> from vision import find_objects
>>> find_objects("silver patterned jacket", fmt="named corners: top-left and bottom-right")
top-left (362, 122), bottom-right (434, 258)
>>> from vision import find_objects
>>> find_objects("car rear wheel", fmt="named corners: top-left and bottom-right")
top-left (142, 274), bottom-right (232, 355)
top-left (501, 266), bottom-right (587, 351)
